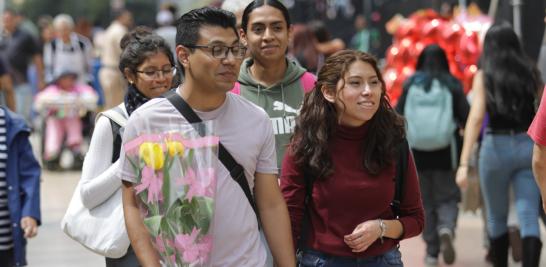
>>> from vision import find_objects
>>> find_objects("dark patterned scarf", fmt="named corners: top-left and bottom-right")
top-left (124, 84), bottom-right (150, 116)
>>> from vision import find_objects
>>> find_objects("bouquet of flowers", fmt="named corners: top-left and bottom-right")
top-left (123, 122), bottom-right (218, 266)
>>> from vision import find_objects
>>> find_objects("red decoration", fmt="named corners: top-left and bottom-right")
top-left (383, 9), bottom-right (488, 104)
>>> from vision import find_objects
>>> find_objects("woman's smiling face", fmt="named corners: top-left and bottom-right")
top-left (333, 60), bottom-right (382, 127)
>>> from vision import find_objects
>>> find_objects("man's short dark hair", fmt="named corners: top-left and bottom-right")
top-left (175, 7), bottom-right (237, 47)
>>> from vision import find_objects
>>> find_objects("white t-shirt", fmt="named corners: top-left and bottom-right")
top-left (118, 92), bottom-right (277, 267)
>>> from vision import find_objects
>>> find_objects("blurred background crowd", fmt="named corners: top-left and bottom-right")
top-left (0, 0), bottom-right (546, 266)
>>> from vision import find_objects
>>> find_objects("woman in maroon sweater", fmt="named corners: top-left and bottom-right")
top-left (281, 50), bottom-right (424, 267)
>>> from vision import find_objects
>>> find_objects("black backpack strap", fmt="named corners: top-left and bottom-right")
top-left (391, 139), bottom-right (409, 218)
top-left (51, 39), bottom-right (57, 54)
top-left (78, 39), bottom-right (86, 51)
top-left (164, 90), bottom-right (259, 222)
top-left (111, 121), bottom-right (123, 163)
top-left (98, 104), bottom-right (128, 163)
top-left (48, 41), bottom-right (57, 81)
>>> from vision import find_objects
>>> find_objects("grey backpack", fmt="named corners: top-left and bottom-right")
top-left (404, 79), bottom-right (456, 151)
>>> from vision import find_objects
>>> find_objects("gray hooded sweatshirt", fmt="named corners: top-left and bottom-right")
top-left (237, 58), bottom-right (313, 169)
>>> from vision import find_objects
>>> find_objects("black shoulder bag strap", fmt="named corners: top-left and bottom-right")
top-left (164, 90), bottom-right (259, 222)
top-left (296, 169), bottom-right (314, 259)
top-left (391, 139), bottom-right (409, 218)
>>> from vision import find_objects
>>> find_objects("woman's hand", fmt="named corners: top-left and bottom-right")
top-left (456, 166), bottom-right (469, 189)
top-left (343, 220), bottom-right (381, 253)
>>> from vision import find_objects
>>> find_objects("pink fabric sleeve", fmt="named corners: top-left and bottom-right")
top-left (75, 84), bottom-right (96, 94)
top-left (230, 82), bottom-right (241, 95)
top-left (528, 90), bottom-right (546, 146)
top-left (300, 72), bottom-right (317, 93)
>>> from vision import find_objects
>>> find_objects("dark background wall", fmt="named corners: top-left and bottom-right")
top-left (474, 0), bottom-right (545, 61)
top-left (288, 0), bottom-right (545, 61)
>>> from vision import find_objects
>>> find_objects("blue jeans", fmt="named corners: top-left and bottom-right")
top-left (479, 133), bottom-right (541, 239)
top-left (298, 247), bottom-right (403, 267)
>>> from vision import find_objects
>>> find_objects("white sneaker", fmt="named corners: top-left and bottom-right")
top-left (424, 255), bottom-right (439, 267)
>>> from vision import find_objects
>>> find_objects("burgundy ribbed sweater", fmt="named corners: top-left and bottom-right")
top-left (281, 123), bottom-right (424, 257)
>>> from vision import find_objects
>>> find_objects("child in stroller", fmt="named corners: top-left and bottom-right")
top-left (34, 71), bottom-right (97, 170)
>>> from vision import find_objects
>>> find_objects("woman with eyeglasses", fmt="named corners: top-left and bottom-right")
top-left (78, 26), bottom-right (176, 266)
top-left (233, 0), bottom-right (316, 170)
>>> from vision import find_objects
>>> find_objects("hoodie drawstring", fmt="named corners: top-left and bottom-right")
top-left (257, 84), bottom-right (261, 107)
top-left (281, 83), bottom-right (286, 119)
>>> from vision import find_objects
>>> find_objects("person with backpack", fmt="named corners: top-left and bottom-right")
top-left (77, 27), bottom-right (175, 266)
top-left (234, 0), bottom-right (316, 170)
top-left (456, 23), bottom-right (544, 267)
top-left (281, 50), bottom-right (424, 267)
top-left (43, 14), bottom-right (94, 85)
top-left (395, 44), bottom-right (469, 267)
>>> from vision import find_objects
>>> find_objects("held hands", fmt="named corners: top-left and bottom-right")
top-left (20, 216), bottom-right (38, 238)
top-left (456, 166), bottom-right (469, 190)
top-left (343, 220), bottom-right (381, 253)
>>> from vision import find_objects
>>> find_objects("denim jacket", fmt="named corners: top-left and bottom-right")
top-left (4, 107), bottom-right (41, 266)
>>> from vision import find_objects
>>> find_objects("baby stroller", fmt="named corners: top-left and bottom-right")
top-left (34, 71), bottom-right (98, 170)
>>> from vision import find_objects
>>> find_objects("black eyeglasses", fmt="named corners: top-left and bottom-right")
top-left (135, 67), bottom-right (176, 80)
top-left (185, 44), bottom-right (247, 59)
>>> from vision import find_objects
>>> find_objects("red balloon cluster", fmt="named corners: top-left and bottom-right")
top-left (384, 9), bottom-right (481, 105)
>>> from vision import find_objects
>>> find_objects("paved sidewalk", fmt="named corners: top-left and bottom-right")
top-left (27, 169), bottom-right (546, 266)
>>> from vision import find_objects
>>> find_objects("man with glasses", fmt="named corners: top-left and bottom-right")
top-left (119, 7), bottom-right (295, 267)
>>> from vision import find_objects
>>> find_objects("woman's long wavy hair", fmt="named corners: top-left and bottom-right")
top-left (291, 50), bottom-right (406, 179)
top-left (480, 23), bottom-right (541, 124)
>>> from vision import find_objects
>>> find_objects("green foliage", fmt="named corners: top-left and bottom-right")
top-left (143, 215), bottom-right (162, 236)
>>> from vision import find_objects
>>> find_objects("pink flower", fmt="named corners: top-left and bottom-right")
top-left (197, 235), bottom-right (213, 263)
top-left (178, 168), bottom-right (215, 201)
top-left (155, 236), bottom-right (167, 253)
top-left (135, 166), bottom-right (163, 203)
top-left (155, 236), bottom-right (178, 265)
top-left (174, 228), bottom-right (201, 263)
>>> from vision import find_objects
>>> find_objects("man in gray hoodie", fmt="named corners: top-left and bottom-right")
top-left (233, 0), bottom-right (315, 169)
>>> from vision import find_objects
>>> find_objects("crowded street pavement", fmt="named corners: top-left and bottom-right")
top-left (25, 168), bottom-right (546, 267)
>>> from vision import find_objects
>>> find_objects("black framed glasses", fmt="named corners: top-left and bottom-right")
top-left (135, 66), bottom-right (176, 80)
top-left (185, 44), bottom-right (247, 59)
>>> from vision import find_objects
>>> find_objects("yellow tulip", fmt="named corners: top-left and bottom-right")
top-left (166, 141), bottom-right (185, 157)
top-left (139, 142), bottom-right (164, 170)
